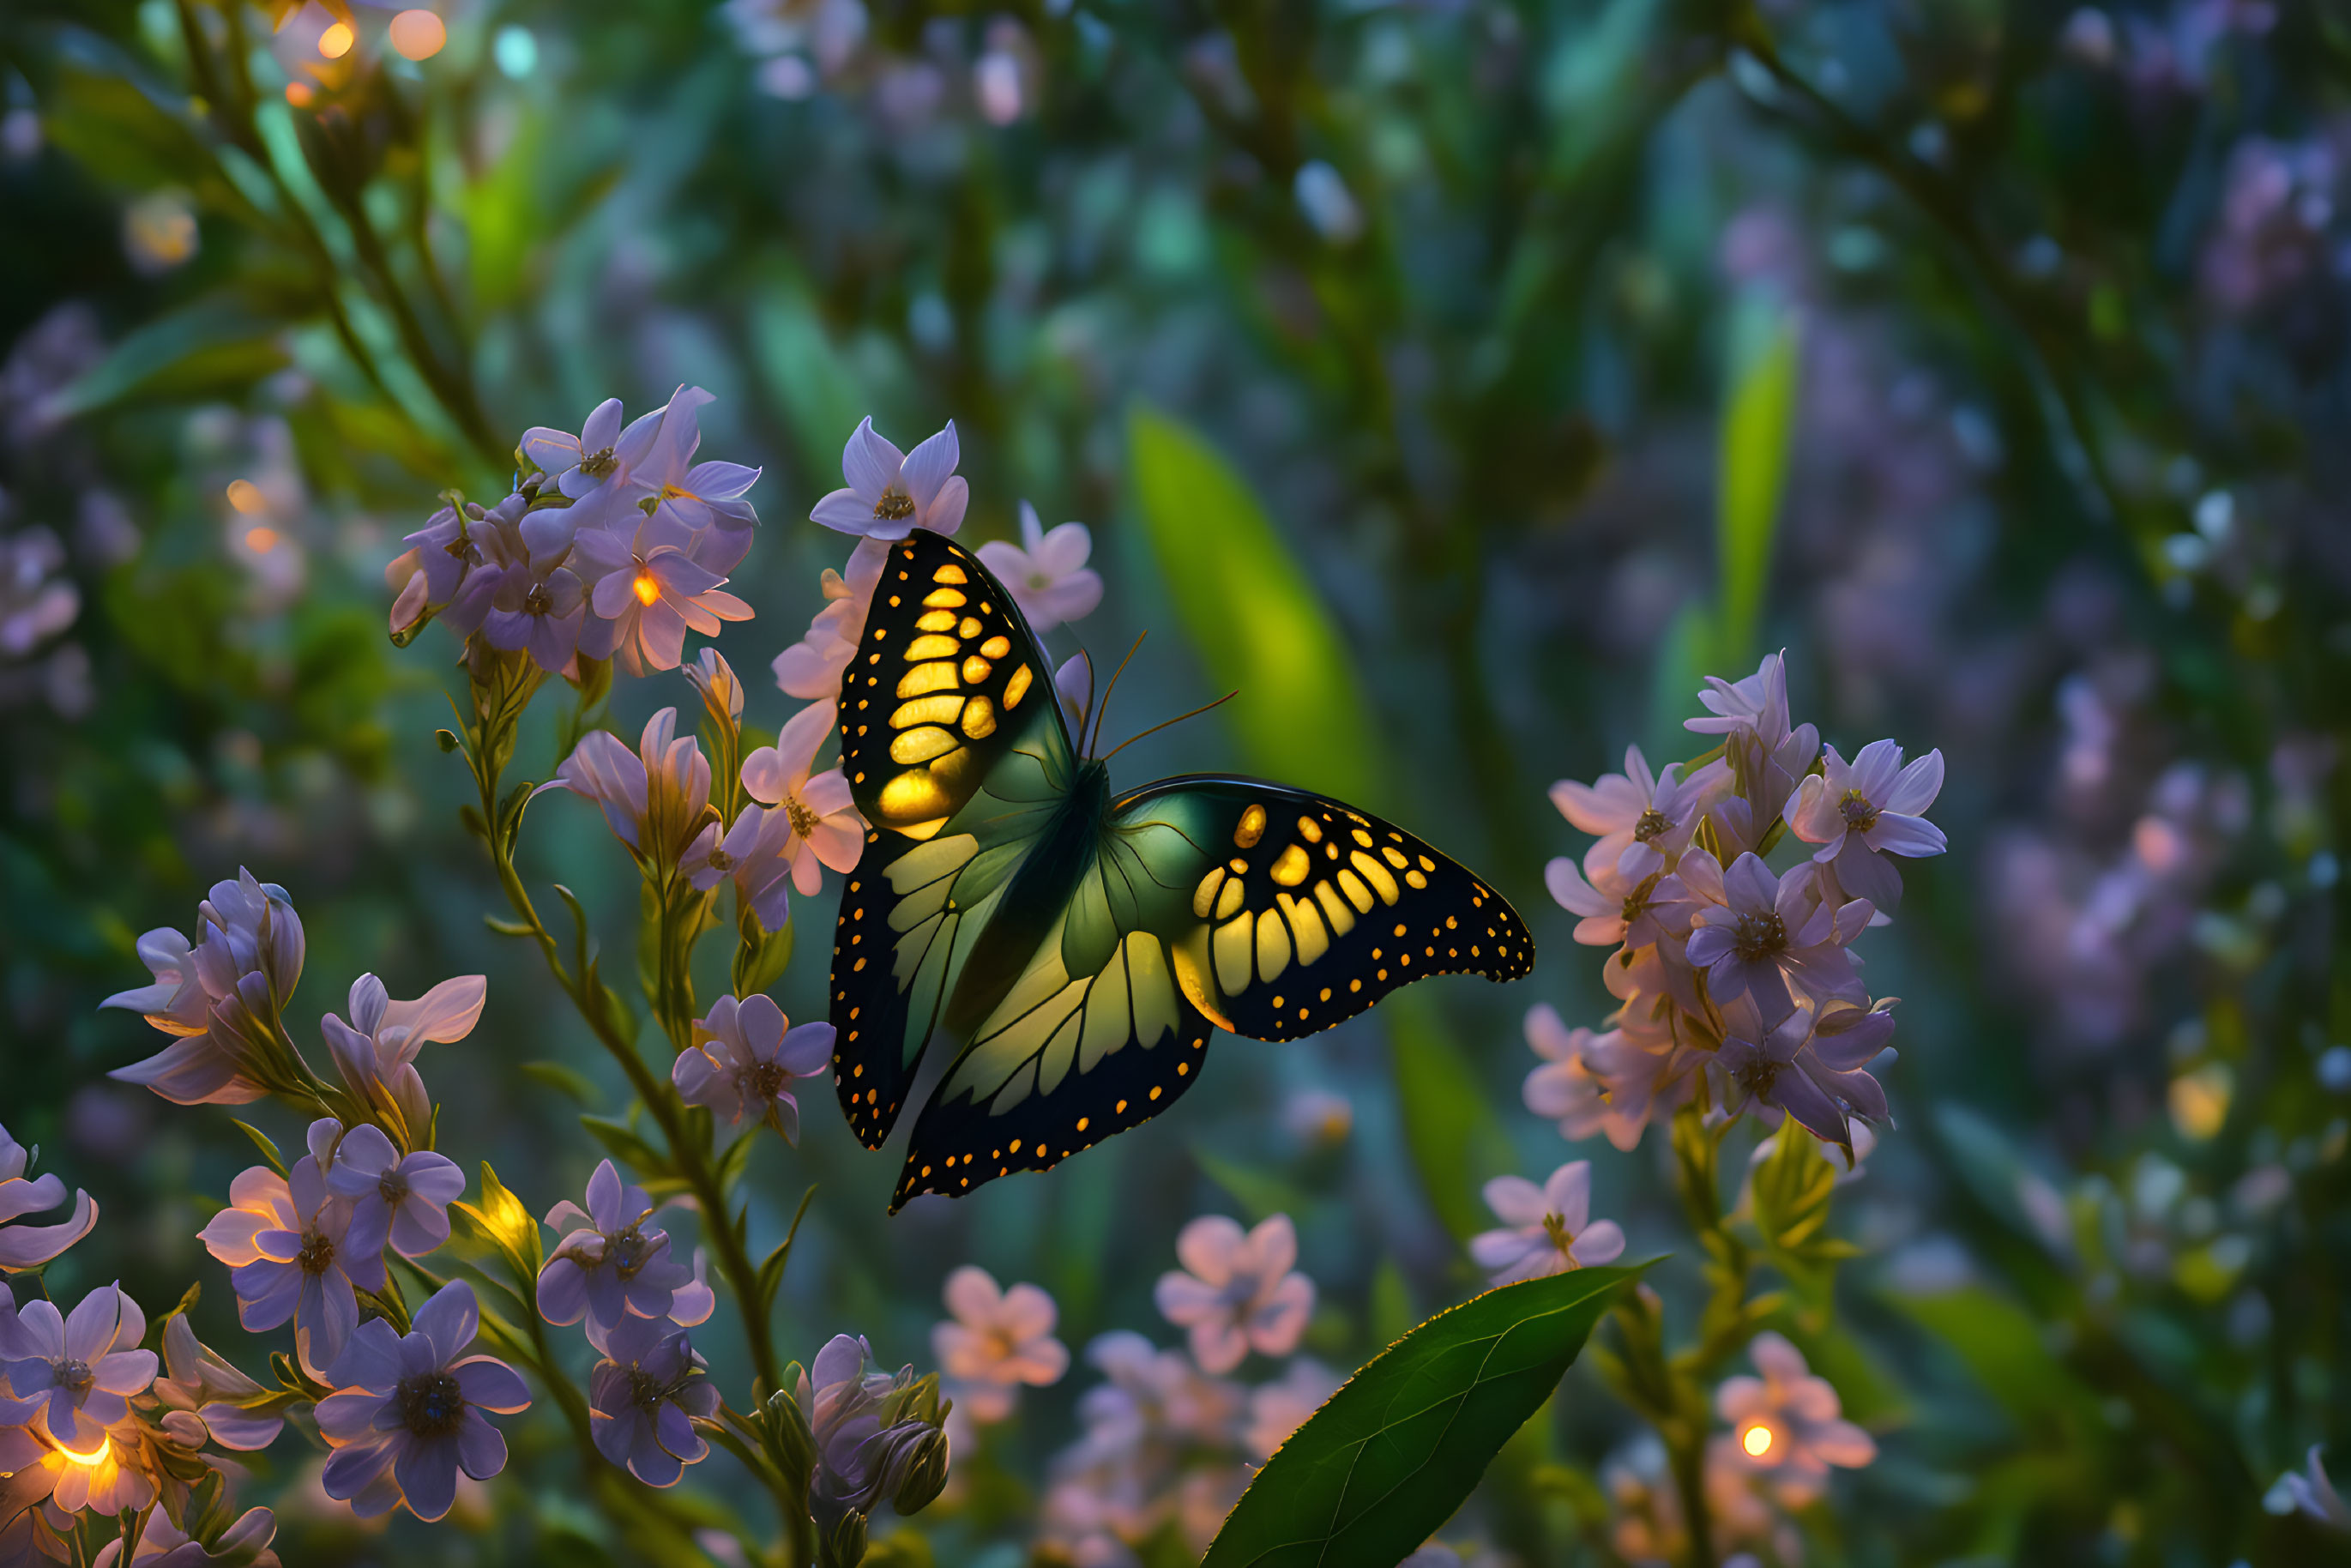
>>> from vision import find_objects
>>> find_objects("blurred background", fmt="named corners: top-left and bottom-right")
top-left (3, 0), bottom-right (2349, 1564)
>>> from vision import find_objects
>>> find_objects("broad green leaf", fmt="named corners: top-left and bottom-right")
top-left (51, 301), bottom-right (289, 419)
top-left (43, 67), bottom-right (264, 224)
top-left (1203, 1266), bottom-right (1638, 1568)
top-left (519, 1060), bottom-right (602, 1107)
top-left (1385, 991), bottom-right (1509, 1243)
top-left (1127, 404), bottom-right (1380, 808)
top-left (1713, 299), bottom-right (1800, 669)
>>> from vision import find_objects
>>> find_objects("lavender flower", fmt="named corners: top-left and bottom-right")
top-left (1551, 745), bottom-right (1721, 879)
top-left (536, 1161), bottom-right (710, 1333)
top-left (679, 803), bottom-right (797, 929)
top-left (1469, 1162), bottom-right (1627, 1285)
top-left (2269, 1445), bottom-right (2351, 1532)
top-left (1544, 853), bottom-right (1697, 950)
top-left (739, 702), bottom-right (867, 896)
top-left (931, 1266), bottom-right (1070, 1424)
top-left (587, 1315), bottom-right (719, 1487)
top-left (325, 1123), bottom-right (464, 1260)
top-left (0, 1282), bottom-right (156, 1446)
top-left (0, 526), bottom-right (77, 658)
top-left (1684, 853), bottom-right (1868, 1022)
top-left (1685, 652), bottom-right (1821, 829)
top-left (573, 514), bottom-right (755, 676)
top-left (772, 540), bottom-right (890, 700)
top-left (534, 708), bottom-right (713, 865)
top-left (810, 418), bottom-right (969, 540)
top-left (1783, 739), bottom-right (1947, 908)
top-left (1522, 1005), bottom-right (1645, 1153)
top-left (152, 1313), bottom-right (284, 1453)
top-left (0, 1123), bottom-right (96, 1270)
top-left (672, 995), bottom-right (834, 1142)
top-left (316, 1282), bottom-right (530, 1522)
top-left (799, 1334), bottom-right (952, 1535)
top-left (196, 1122), bottom-right (382, 1378)
top-left (91, 1504), bottom-right (280, 1566)
top-left (319, 973), bottom-right (485, 1145)
top-left (1152, 1214), bottom-right (1315, 1374)
top-left (1716, 1332), bottom-right (1876, 1504)
top-left (975, 503), bottom-right (1104, 630)
top-left (105, 870), bottom-right (304, 1107)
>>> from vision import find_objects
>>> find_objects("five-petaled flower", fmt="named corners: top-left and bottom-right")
top-left (0, 1121), bottom-right (97, 1271)
top-left (672, 994), bottom-right (835, 1142)
top-left (197, 1120), bottom-right (383, 1378)
top-left (1522, 1005), bottom-right (1649, 1153)
top-left (739, 702), bottom-right (867, 896)
top-left (0, 1282), bottom-right (157, 1448)
top-left (326, 1123), bottom-right (466, 1261)
top-left (1469, 1161), bottom-right (1626, 1286)
top-left (1551, 745), bottom-right (1722, 881)
top-left (316, 1281), bottom-right (532, 1523)
top-left (1715, 1331), bottom-right (1876, 1504)
top-left (1152, 1214), bottom-right (1315, 1374)
top-left (976, 502), bottom-right (1104, 631)
top-left (931, 1266), bottom-right (1070, 1424)
top-left (811, 418), bottom-right (969, 540)
top-left (586, 1314), bottom-right (720, 1487)
top-left (1684, 853), bottom-right (1869, 1022)
top-left (1783, 739), bottom-right (1948, 908)
top-left (536, 1161), bottom-right (713, 1334)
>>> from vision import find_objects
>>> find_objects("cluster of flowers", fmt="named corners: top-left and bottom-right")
top-left (1032, 1214), bottom-right (1334, 1567)
top-left (1522, 652), bottom-right (1944, 1164)
top-left (387, 388), bottom-right (759, 678)
top-left (1604, 1332), bottom-right (1877, 1568)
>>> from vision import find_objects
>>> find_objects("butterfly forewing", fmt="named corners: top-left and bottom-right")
top-left (830, 532), bottom-right (1075, 1147)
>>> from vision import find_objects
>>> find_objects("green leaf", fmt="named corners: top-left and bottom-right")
top-left (1127, 404), bottom-right (1381, 809)
top-left (1203, 1266), bottom-right (1638, 1568)
top-left (1712, 299), bottom-right (1800, 668)
top-left (520, 1060), bottom-right (602, 1106)
top-left (51, 300), bottom-right (289, 419)
top-left (230, 1120), bottom-right (288, 1179)
top-left (755, 1186), bottom-right (819, 1317)
top-left (450, 1161), bottom-right (543, 1300)
top-left (1386, 992), bottom-right (1508, 1242)
top-left (43, 67), bottom-right (265, 223)
top-left (731, 904), bottom-right (795, 1000)
top-left (581, 1114), bottom-right (673, 1181)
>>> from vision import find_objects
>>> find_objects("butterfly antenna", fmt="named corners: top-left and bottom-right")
top-left (1098, 691), bottom-right (1239, 765)
top-left (1066, 644), bottom-right (1098, 745)
top-left (1088, 631), bottom-right (1148, 758)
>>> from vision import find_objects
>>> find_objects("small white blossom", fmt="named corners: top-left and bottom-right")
top-left (810, 418), bottom-right (969, 540)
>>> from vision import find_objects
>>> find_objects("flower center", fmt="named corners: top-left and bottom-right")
top-left (748, 1060), bottom-right (793, 1103)
top-left (1837, 789), bottom-right (1879, 832)
top-left (54, 1358), bottom-right (94, 1399)
top-left (298, 1227), bottom-right (336, 1276)
top-left (1027, 571), bottom-right (1052, 592)
top-left (1730, 909), bottom-right (1787, 962)
top-left (378, 1170), bottom-right (411, 1209)
top-left (1735, 1055), bottom-right (1782, 1099)
top-left (786, 795), bottom-right (819, 838)
top-left (1634, 807), bottom-right (1671, 842)
top-left (608, 1224), bottom-right (651, 1282)
top-left (873, 488), bottom-right (917, 522)
top-left (578, 446), bottom-right (618, 479)
top-left (706, 847), bottom-right (736, 872)
top-left (626, 1365), bottom-right (667, 1412)
top-left (525, 582), bottom-right (554, 616)
top-left (1540, 1212), bottom-right (1579, 1257)
top-left (632, 569), bottom-right (661, 607)
top-left (395, 1371), bottom-right (467, 1438)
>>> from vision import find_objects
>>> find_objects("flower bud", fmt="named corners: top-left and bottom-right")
top-left (884, 1425), bottom-right (949, 1516)
top-left (821, 1505), bottom-right (869, 1568)
top-left (768, 1379), bottom-right (817, 1483)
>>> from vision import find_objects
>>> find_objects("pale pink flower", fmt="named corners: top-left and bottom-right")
top-left (1685, 854), bottom-right (1868, 1022)
top-left (316, 1282), bottom-right (531, 1523)
top-left (535, 709), bottom-right (713, 864)
top-left (196, 1121), bottom-right (382, 1378)
top-left (1589, 1010), bottom-right (1704, 1146)
top-left (1522, 1006), bottom-right (1646, 1153)
top-left (1078, 1330), bottom-right (1244, 1451)
top-left (1783, 739), bottom-right (1947, 908)
top-left (1468, 1162), bottom-right (1625, 1286)
top-left (1550, 745), bottom-right (1722, 879)
top-left (678, 804), bottom-right (797, 928)
top-left (152, 1314), bottom-right (284, 1454)
top-left (1715, 1331), bottom-right (1876, 1502)
top-left (931, 1266), bottom-right (1069, 1423)
top-left (976, 502), bottom-right (1103, 630)
top-left (1544, 853), bottom-right (1696, 950)
top-left (0, 1282), bottom-right (156, 1447)
top-left (575, 516), bottom-right (754, 676)
top-left (1153, 1214), bottom-right (1315, 1374)
top-left (771, 539), bottom-right (890, 700)
top-left (0, 1415), bottom-right (158, 1522)
top-left (0, 1122), bottom-right (96, 1271)
top-left (672, 995), bottom-right (834, 1142)
top-left (1241, 1359), bottom-right (1340, 1461)
top-left (320, 973), bottom-right (485, 1145)
top-left (810, 418), bottom-right (969, 540)
top-left (740, 702), bottom-right (866, 896)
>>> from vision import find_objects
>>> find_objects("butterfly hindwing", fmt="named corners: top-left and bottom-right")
top-left (829, 531), bottom-right (1075, 1147)
top-left (889, 774), bottom-right (1533, 1206)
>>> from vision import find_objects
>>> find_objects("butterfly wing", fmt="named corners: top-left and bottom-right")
top-left (829, 529), bottom-right (1076, 1147)
top-left (891, 775), bottom-right (1533, 1208)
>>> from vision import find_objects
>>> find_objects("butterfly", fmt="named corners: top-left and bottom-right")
top-left (829, 528), bottom-right (1534, 1210)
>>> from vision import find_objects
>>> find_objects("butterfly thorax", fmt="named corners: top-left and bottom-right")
top-left (942, 758), bottom-right (1113, 1039)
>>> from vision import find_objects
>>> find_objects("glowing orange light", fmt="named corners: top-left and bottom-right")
top-left (632, 571), bottom-right (661, 606)
top-left (226, 479), bottom-right (265, 515)
top-left (56, 1438), bottom-right (110, 1468)
top-left (245, 527), bottom-right (280, 554)
top-left (389, 10), bottom-right (447, 60)
top-left (1740, 1424), bottom-right (1774, 1459)
top-left (317, 21), bottom-right (354, 58)
top-left (285, 82), bottom-right (316, 107)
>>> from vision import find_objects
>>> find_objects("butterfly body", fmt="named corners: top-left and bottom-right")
top-left (828, 529), bottom-right (1533, 1210)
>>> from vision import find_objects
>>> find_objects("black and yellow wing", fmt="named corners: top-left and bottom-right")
top-left (829, 531), bottom-right (1076, 1147)
top-left (889, 777), bottom-right (1534, 1208)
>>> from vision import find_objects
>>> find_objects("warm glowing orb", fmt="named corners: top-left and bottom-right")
top-left (389, 10), bottom-right (447, 60)
top-left (1740, 1423), bottom-right (1774, 1459)
top-left (632, 571), bottom-right (660, 606)
top-left (245, 527), bottom-right (280, 554)
top-left (226, 479), bottom-right (265, 514)
top-left (317, 21), bottom-right (353, 58)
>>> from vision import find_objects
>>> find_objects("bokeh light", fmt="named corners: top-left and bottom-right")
top-left (389, 9), bottom-right (445, 61)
